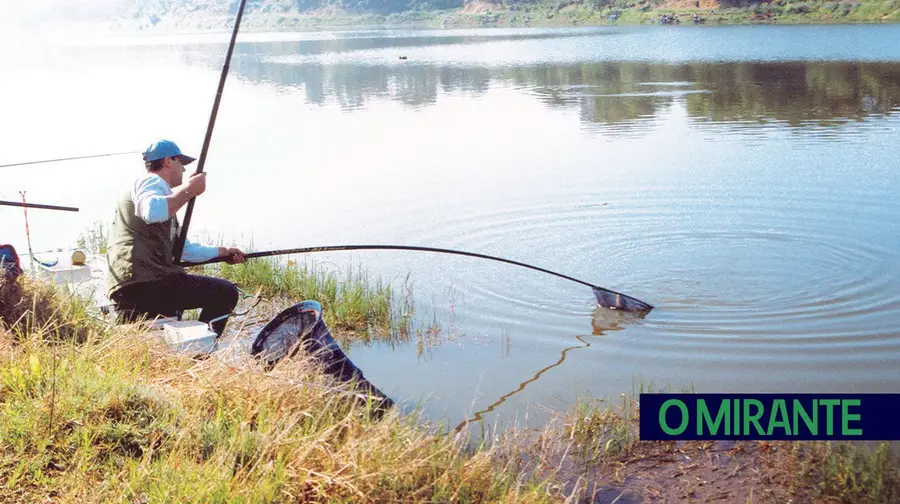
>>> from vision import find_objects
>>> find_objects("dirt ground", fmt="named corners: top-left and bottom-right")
top-left (561, 440), bottom-right (824, 503)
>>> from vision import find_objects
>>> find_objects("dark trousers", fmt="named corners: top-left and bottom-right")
top-left (111, 274), bottom-right (239, 337)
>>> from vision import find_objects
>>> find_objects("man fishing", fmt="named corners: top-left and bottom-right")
top-left (106, 139), bottom-right (246, 337)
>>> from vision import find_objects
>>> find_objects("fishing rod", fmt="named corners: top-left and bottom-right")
top-left (0, 200), bottom-right (78, 212)
top-left (172, 0), bottom-right (249, 264)
top-left (17, 192), bottom-right (59, 268)
top-left (0, 151), bottom-right (138, 169)
top-left (188, 244), bottom-right (654, 312)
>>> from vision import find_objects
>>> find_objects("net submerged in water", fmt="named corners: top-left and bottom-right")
top-left (593, 287), bottom-right (653, 312)
top-left (251, 300), bottom-right (394, 410)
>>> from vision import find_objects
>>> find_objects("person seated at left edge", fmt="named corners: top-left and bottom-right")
top-left (106, 139), bottom-right (246, 337)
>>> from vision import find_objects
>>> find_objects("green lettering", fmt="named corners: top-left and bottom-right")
top-left (659, 399), bottom-right (689, 435)
top-left (743, 399), bottom-right (765, 435)
top-left (793, 399), bottom-right (818, 435)
top-left (820, 399), bottom-right (840, 436)
top-left (842, 399), bottom-right (862, 436)
top-left (767, 400), bottom-right (791, 436)
top-left (734, 398), bottom-right (740, 434)
top-left (698, 399), bottom-right (730, 435)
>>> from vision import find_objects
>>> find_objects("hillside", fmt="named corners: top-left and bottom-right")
top-left (129, 0), bottom-right (900, 29)
top-left (7, 0), bottom-right (900, 33)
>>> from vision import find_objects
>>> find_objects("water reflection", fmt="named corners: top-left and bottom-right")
top-left (199, 37), bottom-right (900, 132)
top-left (453, 305), bottom-right (647, 432)
top-left (452, 335), bottom-right (592, 433)
top-left (591, 306), bottom-right (646, 337)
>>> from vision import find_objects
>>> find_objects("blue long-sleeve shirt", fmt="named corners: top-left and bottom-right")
top-left (131, 173), bottom-right (219, 263)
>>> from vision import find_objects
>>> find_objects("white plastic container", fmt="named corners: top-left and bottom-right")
top-left (38, 262), bottom-right (93, 285)
top-left (161, 320), bottom-right (217, 355)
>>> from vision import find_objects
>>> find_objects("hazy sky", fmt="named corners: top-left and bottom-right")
top-left (7, 0), bottom-right (125, 16)
top-left (1, 0), bottom-right (137, 39)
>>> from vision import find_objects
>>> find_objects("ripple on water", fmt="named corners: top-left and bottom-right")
top-left (414, 192), bottom-right (900, 357)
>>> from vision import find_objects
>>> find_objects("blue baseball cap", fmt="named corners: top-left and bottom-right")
top-left (142, 139), bottom-right (196, 165)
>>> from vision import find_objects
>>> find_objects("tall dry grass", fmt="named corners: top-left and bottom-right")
top-left (3, 274), bottom-right (898, 503)
top-left (0, 276), bottom-right (561, 503)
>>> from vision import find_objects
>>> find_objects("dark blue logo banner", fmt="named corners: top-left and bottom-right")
top-left (639, 394), bottom-right (900, 440)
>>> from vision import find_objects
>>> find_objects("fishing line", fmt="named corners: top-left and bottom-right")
top-left (0, 151), bottom-right (138, 168)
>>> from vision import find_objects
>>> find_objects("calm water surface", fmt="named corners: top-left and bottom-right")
top-left (2, 25), bottom-right (899, 431)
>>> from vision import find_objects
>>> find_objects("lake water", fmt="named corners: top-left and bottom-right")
top-left (2, 25), bottom-right (899, 432)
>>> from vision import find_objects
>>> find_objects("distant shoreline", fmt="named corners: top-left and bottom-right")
top-left (7, 4), bottom-right (896, 44)
top-left (6, 0), bottom-right (897, 41)
top-left (138, 16), bottom-right (899, 33)
top-left (115, 0), bottom-right (899, 34)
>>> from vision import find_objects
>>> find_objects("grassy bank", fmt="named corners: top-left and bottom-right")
top-left (0, 275), bottom-right (556, 502)
top-left (193, 258), bottom-right (414, 345)
top-left (2, 270), bottom-right (899, 502)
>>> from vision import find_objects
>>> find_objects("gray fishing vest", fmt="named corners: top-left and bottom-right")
top-left (106, 189), bottom-right (184, 296)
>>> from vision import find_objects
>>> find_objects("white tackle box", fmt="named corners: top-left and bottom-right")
top-left (159, 320), bottom-right (217, 355)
